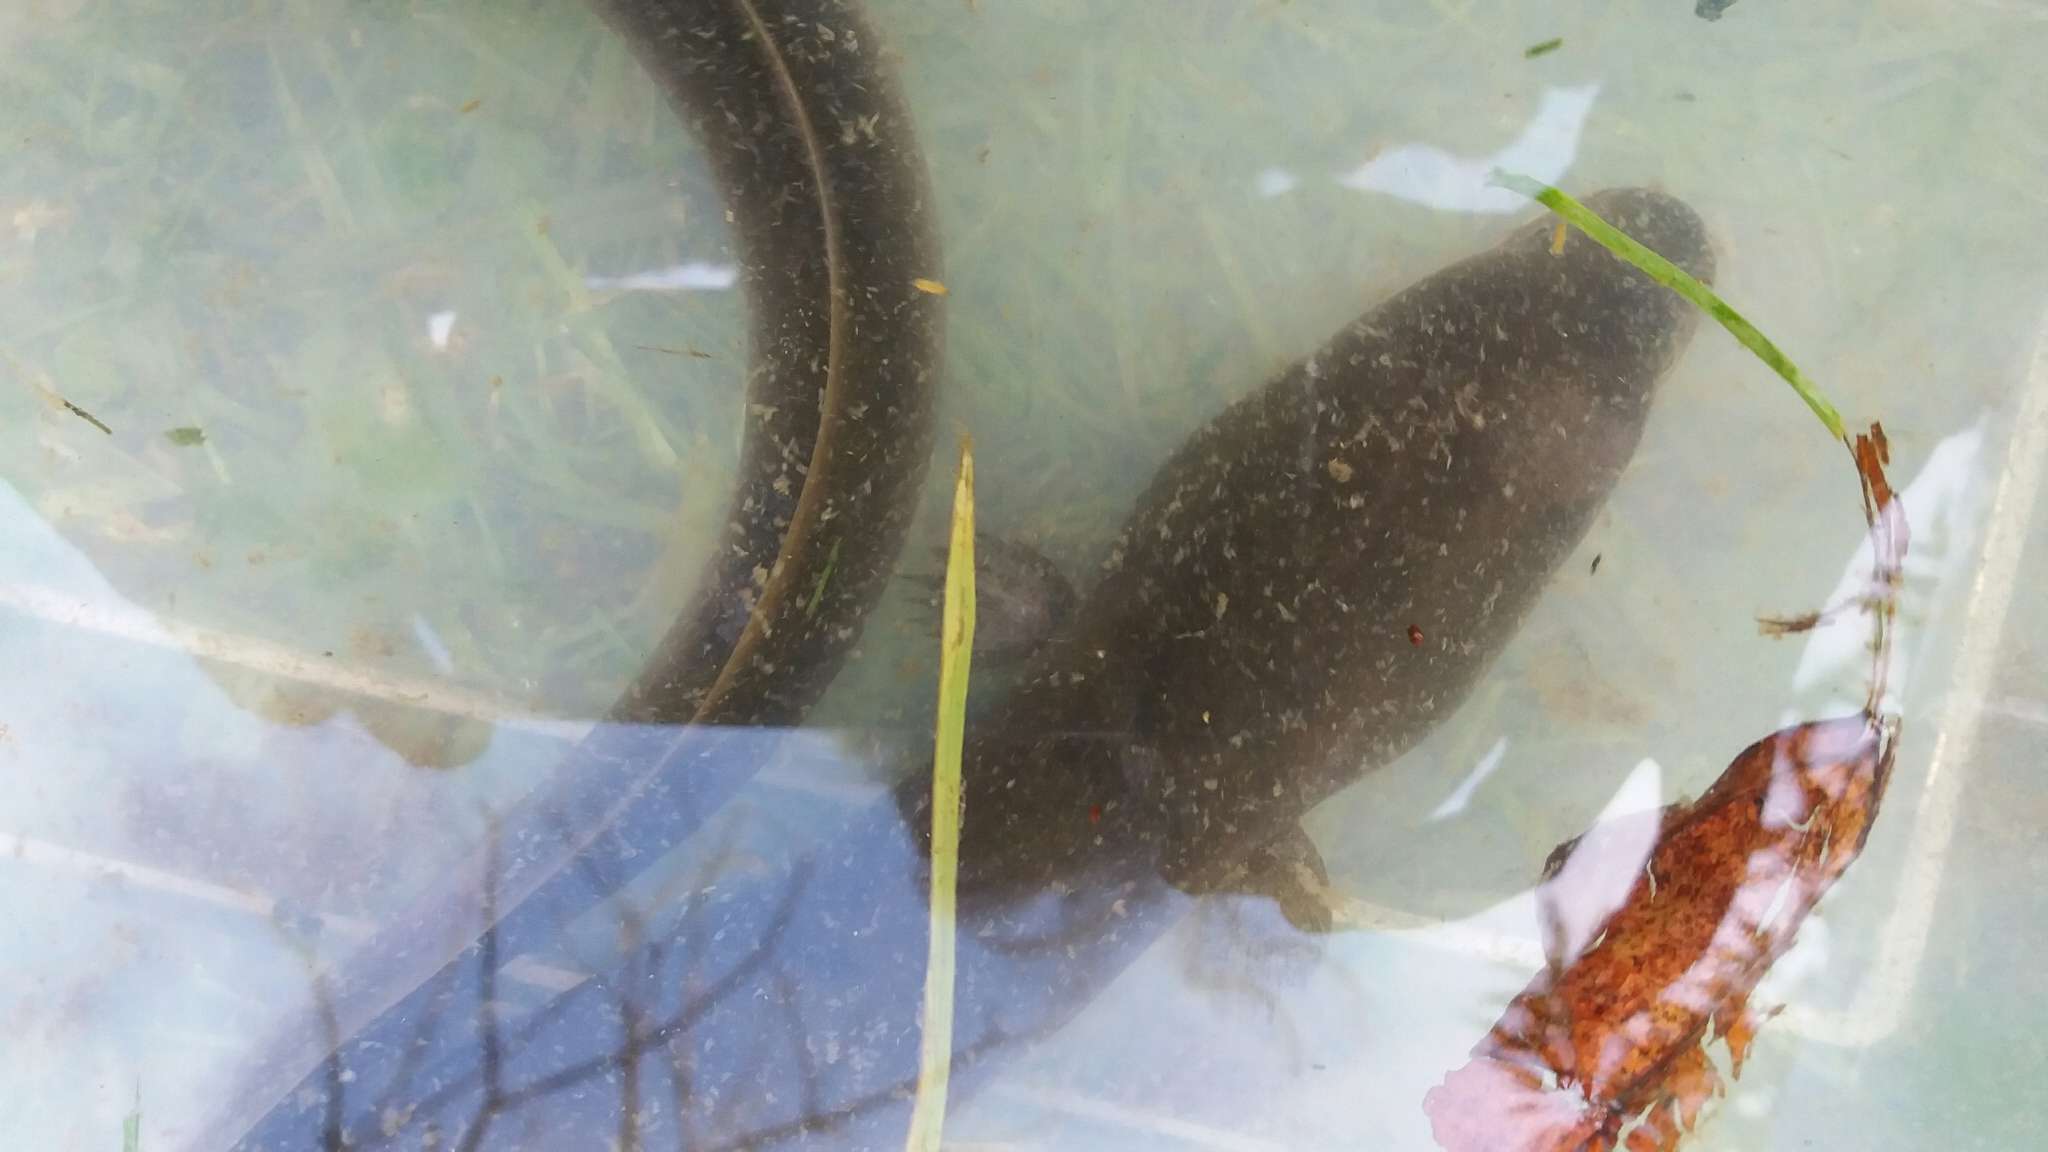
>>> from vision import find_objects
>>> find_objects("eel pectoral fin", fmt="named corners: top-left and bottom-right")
top-left (1232, 826), bottom-right (1337, 935)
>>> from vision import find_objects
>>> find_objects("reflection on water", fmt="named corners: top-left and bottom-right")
top-left (584, 261), bottom-right (742, 293)
top-left (1337, 84), bottom-right (1602, 215)
top-left (2, 0), bottom-right (2047, 1149)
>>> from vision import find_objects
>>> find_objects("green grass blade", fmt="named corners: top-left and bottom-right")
top-left (123, 1085), bottom-right (141, 1152)
top-left (1491, 170), bottom-right (1847, 442)
top-left (905, 434), bottom-right (975, 1152)
top-left (803, 538), bottom-right (843, 619)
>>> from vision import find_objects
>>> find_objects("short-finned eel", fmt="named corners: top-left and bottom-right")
top-left (904, 189), bottom-right (1714, 930)
top-left (602, 0), bottom-right (945, 729)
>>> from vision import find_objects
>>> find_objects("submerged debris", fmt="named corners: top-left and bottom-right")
top-left (57, 396), bottom-right (112, 435)
top-left (631, 342), bottom-right (715, 359)
top-left (1426, 711), bottom-right (1896, 1152)
top-left (1429, 424), bottom-right (1904, 1151)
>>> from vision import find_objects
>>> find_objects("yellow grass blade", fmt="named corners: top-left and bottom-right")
top-left (905, 433), bottom-right (975, 1152)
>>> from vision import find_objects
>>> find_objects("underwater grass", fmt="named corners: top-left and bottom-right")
top-left (1492, 171), bottom-right (1848, 443)
top-left (0, 0), bottom-right (746, 719)
top-left (905, 434), bottom-right (975, 1152)
top-left (122, 1086), bottom-right (140, 1152)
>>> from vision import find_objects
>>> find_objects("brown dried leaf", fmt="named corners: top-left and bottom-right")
top-left (1723, 1003), bottom-right (1786, 1078)
top-left (1666, 1046), bottom-right (1723, 1131)
top-left (1427, 420), bottom-right (1907, 1152)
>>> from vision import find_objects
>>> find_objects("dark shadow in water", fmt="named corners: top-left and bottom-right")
top-left (235, 797), bottom-right (1087, 1150)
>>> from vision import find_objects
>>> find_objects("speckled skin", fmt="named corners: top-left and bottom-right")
top-left (599, 0), bottom-right (944, 729)
top-left (902, 189), bottom-right (1715, 921)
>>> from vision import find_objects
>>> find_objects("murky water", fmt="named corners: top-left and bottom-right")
top-left (2, 1), bottom-right (2044, 1149)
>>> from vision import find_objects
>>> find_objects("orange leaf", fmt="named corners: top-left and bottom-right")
top-left (1724, 1012), bottom-right (1758, 1077)
top-left (1666, 1046), bottom-right (1723, 1131)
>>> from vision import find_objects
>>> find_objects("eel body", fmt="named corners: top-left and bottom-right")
top-left (910, 189), bottom-right (1715, 927)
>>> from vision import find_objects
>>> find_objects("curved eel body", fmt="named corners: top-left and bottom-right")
top-left (906, 189), bottom-right (1715, 927)
top-left (599, 0), bottom-right (945, 728)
